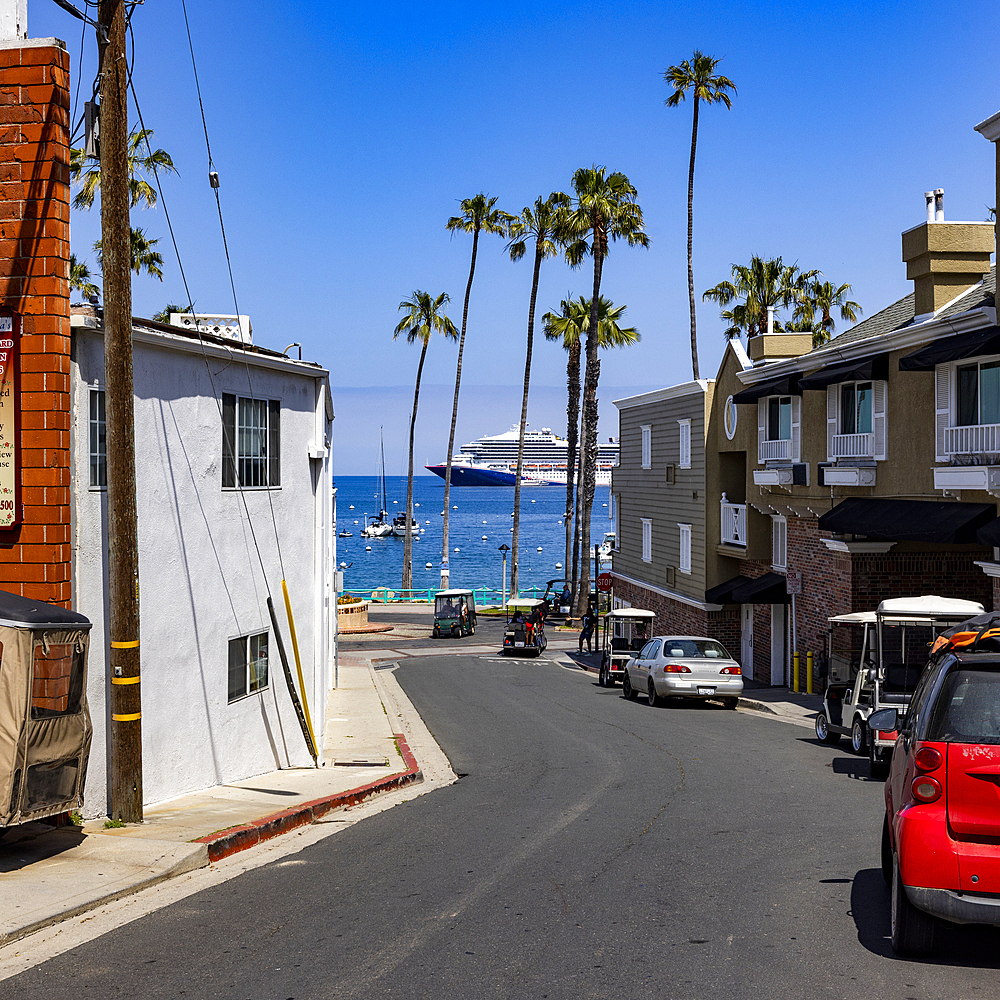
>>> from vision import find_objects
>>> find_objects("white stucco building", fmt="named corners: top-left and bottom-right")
top-left (71, 309), bottom-right (335, 814)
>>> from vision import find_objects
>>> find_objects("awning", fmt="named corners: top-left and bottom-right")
top-left (818, 498), bottom-right (996, 544)
top-left (798, 352), bottom-right (890, 390)
top-left (977, 519), bottom-right (1000, 547)
top-left (731, 373), bottom-right (802, 405)
top-left (730, 572), bottom-right (791, 605)
top-left (705, 575), bottom-right (752, 605)
top-left (898, 327), bottom-right (1000, 372)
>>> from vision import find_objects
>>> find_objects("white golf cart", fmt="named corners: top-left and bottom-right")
top-left (598, 608), bottom-right (654, 687)
top-left (502, 598), bottom-right (548, 657)
top-left (814, 612), bottom-right (877, 754)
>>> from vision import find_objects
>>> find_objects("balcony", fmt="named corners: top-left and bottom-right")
top-left (758, 438), bottom-right (791, 463)
top-left (720, 494), bottom-right (747, 547)
top-left (944, 424), bottom-right (1000, 456)
top-left (831, 432), bottom-right (874, 459)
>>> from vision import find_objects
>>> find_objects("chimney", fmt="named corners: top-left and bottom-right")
top-left (901, 190), bottom-right (994, 320)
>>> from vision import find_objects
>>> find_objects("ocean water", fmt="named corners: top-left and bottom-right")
top-left (335, 475), bottom-right (614, 597)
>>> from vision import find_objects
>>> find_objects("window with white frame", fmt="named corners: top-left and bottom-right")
top-left (936, 358), bottom-right (1000, 460)
top-left (678, 523), bottom-right (692, 574)
top-left (827, 380), bottom-right (886, 461)
top-left (840, 382), bottom-right (873, 435)
top-left (641, 424), bottom-right (651, 469)
top-left (758, 394), bottom-right (800, 463)
top-left (772, 516), bottom-right (787, 570)
top-left (223, 394), bottom-right (281, 488)
top-left (228, 631), bottom-right (269, 702)
top-left (89, 388), bottom-right (106, 489)
top-left (641, 518), bottom-right (652, 563)
top-left (767, 397), bottom-right (792, 441)
top-left (678, 419), bottom-right (691, 469)
top-left (957, 360), bottom-right (1000, 427)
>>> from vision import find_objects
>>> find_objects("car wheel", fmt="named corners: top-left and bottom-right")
top-left (851, 718), bottom-right (868, 756)
top-left (814, 711), bottom-right (841, 744)
top-left (721, 696), bottom-right (739, 710)
top-left (870, 743), bottom-right (890, 781)
top-left (891, 852), bottom-right (934, 956)
top-left (623, 672), bottom-right (635, 700)
top-left (647, 680), bottom-right (660, 708)
top-left (881, 814), bottom-right (893, 886)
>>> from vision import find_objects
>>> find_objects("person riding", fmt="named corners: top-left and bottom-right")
top-left (560, 584), bottom-right (572, 608)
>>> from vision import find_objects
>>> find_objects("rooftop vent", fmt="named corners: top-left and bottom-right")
top-left (169, 313), bottom-right (252, 344)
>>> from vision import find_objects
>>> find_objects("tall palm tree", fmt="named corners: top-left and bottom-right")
top-left (441, 194), bottom-right (514, 588)
top-left (94, 227), bottom-right (164, 280)
top-left (393, 291), bottom-right (458, 592)
top-left (793, 278), bottom-right (862, 347)
top-left (702, 255), bottom-right (818, 340)
top-left (664, 51), bottom-right (736, 381)
top-left (543, 296), bottom-right (639, 601)
top-left (566, 166), bottom-right (648, 616)
top-left (70, 128), bottom-right (176, 211)
top-left (506, 192), bottom-right (572, 597)
top-left (69, 254), bottom-right (99, 301)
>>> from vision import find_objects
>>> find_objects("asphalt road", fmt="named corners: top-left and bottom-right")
top-left (9, 655), bottom-right (1000, 998)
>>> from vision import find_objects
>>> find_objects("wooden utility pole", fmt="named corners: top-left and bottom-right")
top-left (99, 0), bottom-right (142, 822)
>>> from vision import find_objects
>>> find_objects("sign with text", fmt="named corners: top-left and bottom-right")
top-left (596, 572), bottom-right (613, 592)
top-left (0, 314), bottom-right (20, 529)
top-left (785, 571), bottom-right (802, 595)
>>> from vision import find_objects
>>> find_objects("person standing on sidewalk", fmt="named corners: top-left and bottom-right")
top-left (579, 605), bottom-right (597, 654)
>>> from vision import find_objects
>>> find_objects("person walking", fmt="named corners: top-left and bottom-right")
top-left (579, 605), bottom-right (597, 654)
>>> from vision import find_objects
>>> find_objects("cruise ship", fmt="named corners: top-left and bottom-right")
top-left (426, 426), bottom-right (619, 487)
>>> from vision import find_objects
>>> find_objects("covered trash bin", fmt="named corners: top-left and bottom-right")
top-left (0, 590), bottom-right (92, 828)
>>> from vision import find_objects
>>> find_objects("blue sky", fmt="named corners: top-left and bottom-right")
top-left (30, 1), bottom-right (1000, 474)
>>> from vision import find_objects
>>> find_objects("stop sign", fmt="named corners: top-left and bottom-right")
top-left (597, 573), bottom-right (613, 592)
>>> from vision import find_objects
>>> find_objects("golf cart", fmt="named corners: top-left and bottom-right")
top-left (814, 612), bottom-right (877, 753)
top-left (598, 608), bottom-right (655, 687)
top-left (502, 598), bottom-right (548, 657)
top-left (540, 579), bottom-right (573, 620)
top-left (432, 589), bottom-right (477, 638)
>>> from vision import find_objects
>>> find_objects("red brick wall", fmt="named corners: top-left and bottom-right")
top-left (0, 42), bottom-right (72, 605)
top-left (850, 550), bottom-right (991, 610)
top-left (31, 641), bottom-right (74, 713)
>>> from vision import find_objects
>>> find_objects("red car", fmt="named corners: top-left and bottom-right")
top-left (872, 649), bottom-right (1000, 955)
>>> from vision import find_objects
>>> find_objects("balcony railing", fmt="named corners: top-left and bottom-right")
top-left (759, 438), bottom-right (791, 463)
top-left (831, 431), bottom-right (874, 459)
top-left (945, 423), bottom-right (1000, 456)
top-left (720, 494), bottom-right (747, 547)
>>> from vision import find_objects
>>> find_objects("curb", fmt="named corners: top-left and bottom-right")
top-left (195, 734), bottom-right (423, 862)
top-left (737, 697), bottom-right (779, 716)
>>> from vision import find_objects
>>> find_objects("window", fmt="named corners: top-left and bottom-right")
top-left (724, 395), bottom-right (738, 440)
top-left (641, 517), bottom-right (652, 563)
top-left (641, 424), bottom-right (651, 469)
top-left (772, 516), bottom-right (787, 570)
top-left (678, 419), bottom-right (691, 469)
top-left (957, 360), bottom-right (1000, 426)
top-left (89, 388), bottom-right (106, 489)
top-left (31, 638), bottom-right (85, 718)
top-left (767, 396), bottom-right (792, 441)
top-left (223, 394), bottom-right (281, 488)
top-left (678, 523), bottom-right (692, 574)
top-left (840, 382), bottom-right (873, 435)
top-left (228, 631), bottom-right (269, 702)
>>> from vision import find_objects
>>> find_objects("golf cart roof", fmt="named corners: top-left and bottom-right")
top-left (505, 598), bottom-right (544, 608)
top-left (828, 611), bottom-right (877, 625)
top-left (606, 608), bottom-right (655, 620)
top-left (435, 589), bottom-right (473, 598)
top-left (876, 596), bottom-right (985, 621)
top-left (0, 589), bottom-right (92, 630)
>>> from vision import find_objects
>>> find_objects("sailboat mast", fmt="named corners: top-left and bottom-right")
top-left (380, 428), bottom-right (387, 516)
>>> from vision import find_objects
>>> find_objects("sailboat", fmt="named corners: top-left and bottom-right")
top-left (361, 430), bottom-right (392, 538)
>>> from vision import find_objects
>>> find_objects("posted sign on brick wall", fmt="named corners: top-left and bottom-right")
top-left (0, 315), bottom-right (21, 529)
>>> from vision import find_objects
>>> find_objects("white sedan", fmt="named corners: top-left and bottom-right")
top-left (622, 635), bottom-right (743, 709)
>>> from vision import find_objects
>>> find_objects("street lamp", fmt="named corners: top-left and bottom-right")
top-left (498, 544), bottom-right (510, 607)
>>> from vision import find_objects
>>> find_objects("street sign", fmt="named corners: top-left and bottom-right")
top-left (786, 571), bottom-right (802, 595)
top-left (596, 573), bottom-right (613, 592)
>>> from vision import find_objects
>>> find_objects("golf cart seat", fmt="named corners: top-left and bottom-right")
top-left (611, 638), bottom-right (630, 652)
top-left (881, 663), bottom-right (922, 703)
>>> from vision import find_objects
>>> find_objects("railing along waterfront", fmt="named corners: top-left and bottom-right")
top-left (342, 586), bottom-right (546, 605)
top-left (720, 494), bottom-right (747, 547)
top-left (944, 423), bottom-right (1000, 455)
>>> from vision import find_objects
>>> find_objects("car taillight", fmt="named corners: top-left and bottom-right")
top-left (664, 664), bottom-right (691, 673)
top-left (911, 775), bottom-right (943, 804)
top-left (720, 666), bottom-right (741, 675)
top-left (914, 746), bottom-right (943, 772)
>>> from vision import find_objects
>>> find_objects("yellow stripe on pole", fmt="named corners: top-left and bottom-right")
top-left (112, 712), bottom-right (141, 721)
top-left (282, 579), bottom-right (316, 750)
top-left (111, 676), bottom-right (140, 685)
top-left (111, 640), bottom-right (140, 648)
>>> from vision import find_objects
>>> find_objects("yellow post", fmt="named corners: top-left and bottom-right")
top-left (806, 651), bottom-right (814, 694)
top-left (793, 651), bottom-right (800, 693)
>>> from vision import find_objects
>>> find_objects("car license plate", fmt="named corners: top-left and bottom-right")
top-left (515, 642), bottom-right (524, 647)
top-left (698, 686), bottom-right (715, 696)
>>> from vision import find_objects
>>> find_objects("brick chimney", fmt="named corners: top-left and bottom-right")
top-left (901, 189), bottom-right (994, 320)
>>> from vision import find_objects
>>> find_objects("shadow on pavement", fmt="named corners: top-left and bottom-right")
top-left (852, 867), bottom-right (1000, 966)
top-left (0, 822), bottom-right (86, 873)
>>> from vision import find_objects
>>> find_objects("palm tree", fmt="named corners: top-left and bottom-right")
top-left (94, 227), bottom-right (164, 280)
top-left (566, 167), bottom-right (648, 616)
top-left (664, 51), bottom-right (736, 381)
top-left (543, 296), bottom-right (639, 601)
top-left (441, 194), bottom-right (515, 588)
top-left (152, 303), bottom-right (185, 323)
top-left (702, 255), bottom-right (818, 340)
top-left (793, 279), bottom-right (862, 347)
top-left (506, 193), bottom-right (571, 597)
top-left (69, 254), bottom-right (99, 301)
top-left (70, 128), bottom-right (176, 211)
top-left (393, 291), bottom-right (458, 592)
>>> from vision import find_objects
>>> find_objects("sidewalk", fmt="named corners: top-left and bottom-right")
top-left (0, 656), bottom-right (427, 948)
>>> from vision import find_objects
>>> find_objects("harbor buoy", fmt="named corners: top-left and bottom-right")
top-left (531, 499), bottom-right (535, 503)
top-left (393, 500), bottom-right (398, 504)
top-left (415, 502), bottom-right (420, 507)
top-left (425, 520), bottom-right (431, 524)
top-left (452, 505), bottom-right (458, 509)
top-left (425, 562), bottom-right (433, 568)
top-left (440, 511), bottom-right (445, 516)
top-left (536, 546), bottom-right (543, 552)
top-left (483, 520), bottom-right (487, 524)
top-left (555, 562), bottom-right (563, 569)
top-left (603, 503), bottom-right (608, 507)
top-left (454, 548), bottom-right (460, 553)
top-left (510, 512), bottom-right (514, 517)
top-left (349, 505), bottom-right (355, 509)
top-left (365, 546), bottom-right (371, 552)
top-left (354, 520), bottom-right (358, 524)
top-left (340, 561), bottom-right (347, 568)
top-left (558, 520), bottom-right (563, 526)
top-left (482, 535), bottom-right (488, 540)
